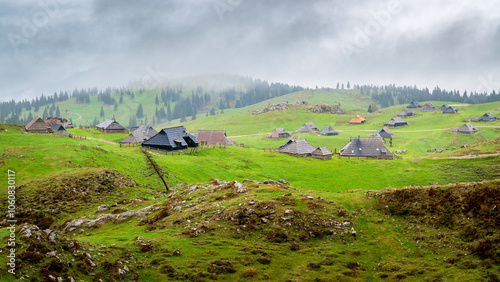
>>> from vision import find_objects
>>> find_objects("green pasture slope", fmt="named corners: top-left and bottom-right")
top-left (180, 100), bottom-right (500, 155)
top-left (0, 97), bottom-right (499, 280)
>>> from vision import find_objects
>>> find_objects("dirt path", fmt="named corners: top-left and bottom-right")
top-left (230, 133), bottom-right (269, 138)
top-left (432, 151), bottom-right (500, 159)
top-left (86, 137), bottom-right (118, 145)
top-left (66, 111), bottom-right (83, 120)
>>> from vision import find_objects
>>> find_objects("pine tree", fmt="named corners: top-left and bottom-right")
top-left (27, 112), bottom-right (33, 121)
top-left (43, 108), bottom-right (49, 119)
top-left (191, 113), bottom-right (196, 120)
top-left (167, 102), bottom-right (172, 121)
top-left (136, 103), bottom-right (144, 119)
top-left (155, 95), bottom-right (159, 105)
top-left (55, 106), bottom-right (60, 117)
top-left (100, 106), bottom-right (105, 117)
top-left (210, 107), bottom-right (216, 116)
top-left (336, 82), bottom-right (340, 89)
top-left (114, 104), bottom-right (118, 111)
top-left (347, 81), bottom-right (350, 89)
top-left (341, 83), bottom-right (344, 89)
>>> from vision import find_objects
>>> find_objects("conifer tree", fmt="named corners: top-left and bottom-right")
top-left (136, 103), bottom-right (144, 119)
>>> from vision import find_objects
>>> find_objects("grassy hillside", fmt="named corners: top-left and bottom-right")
top-left (1, 94), bottom-right (500, 281)
top-left (0, 121), bottom-right (498, 280)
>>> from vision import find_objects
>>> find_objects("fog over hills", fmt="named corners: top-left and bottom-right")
top-left (1, 0), bottom-right (499, 101)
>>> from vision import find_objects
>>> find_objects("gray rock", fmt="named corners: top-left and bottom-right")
top-left (97, 205), bottom-right (110, 212)
top-left (65, 218), bottom-right (89, 232)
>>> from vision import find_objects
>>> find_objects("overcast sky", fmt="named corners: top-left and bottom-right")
top-left (1, 0), bottom-right (499, 102)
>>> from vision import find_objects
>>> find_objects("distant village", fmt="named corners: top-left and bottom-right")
top-left (24, 101), bottom-right (497, 160)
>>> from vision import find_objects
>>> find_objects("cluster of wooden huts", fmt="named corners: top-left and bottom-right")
top-left (25, 116), bottom-right (73, 136)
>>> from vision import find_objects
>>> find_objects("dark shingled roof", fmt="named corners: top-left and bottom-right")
top-left (312, 146), bottom-right (333, 156)
top-left (50, 124), bottom-right (65, 131)
top-left (319, 125), bottom-right (339, 135)
top-left (406, 102), bottom-right (422, 108)
top-left (372, 128), bottom-right (393, 138)
top-left (398, 109), bottom-right (416, 117)
top-left (478, 112), bottom-right (496, 122)
top-left (420, 103), bottom-right (436, 111)
top-left (340, 137), bottom-right (393, 158)
top-left (96, 119), bottom-right (127, 131)
top-left (279, 139), bottom-right (316, 155)
top-left (193, 130), bottom-right (234, 145)
top-left (142, 126), bottom-right (198, 151)
top-left (296, 122), bottom-right (319, 133)
top-left (457, 123), bottom-right (478, 134)
top-left (384, 117), bottom-right (408, 127)
top-left (438, 104), bottom-right (449, 111)
top-left (120, 125), bottom-right (158, 143)
top-left (442, 106), bottom-right (457, 114)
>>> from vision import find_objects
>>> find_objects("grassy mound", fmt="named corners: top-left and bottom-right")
top-left (1, 168), bottom-right (137, 229)
top-left (373, 180), bottom-right (500, 264)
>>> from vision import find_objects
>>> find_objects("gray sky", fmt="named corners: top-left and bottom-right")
top-left (1, 0), bottom-right (500, 102)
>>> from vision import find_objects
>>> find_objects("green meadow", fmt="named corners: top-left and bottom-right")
top-left (0, 94), bottom-right (499, 281)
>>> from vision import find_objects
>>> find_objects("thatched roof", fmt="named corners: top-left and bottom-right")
top-left (340, 137), bottom-right (393, 158)
top-left (279, 139), bottom-right (316, 155)
top-left (193, 130), bottom-right (234, 145)
top-left (349, 115), bottom-right (366, 124)
top-left (25, 116), bottom-right (52, 133)
top-left (319, 126), bottom-right (338, 135)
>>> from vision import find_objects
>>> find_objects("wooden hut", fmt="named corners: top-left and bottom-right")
top-left (45, 117), bottom-right (74, 128)
top-left (120, 125), bottom-right (158, 144)
top-left (142, 126), bottom-right (198, 151)
top-left (438, 104), bottom-right (449, 111)
top-left (384, 117), bottom-right (408, 127)
top-left (278, 139), bottom-right (316, 157)
top-left (319, 126), bottom-right (339, 136)
top-left (349, 115), bottom-right (366, 124)
top-left (372, 128), bottom-right (393, 138)
top-left (420, 103), bottom-right (436, 112)
top-left (406, 102), bottom-right (422, 108)
top-left (457, 123), bottom-right (478, 134)
top-left (443, 106), bottom-right (457, 114)
top-left (296, 122), bottom-right (319, 133)
top-left (193, 130), bottom-right (234, 146)
top-left (311, 146), bottom-right (333, 160)
top-left (268, 128), bottom-right (290, 139)
top-left (25, 116), bottom-right (53, 133)
top-left (49, 124), bottom-right (71, 136)
top-left (397, 109), bottom-right (416, 117)
top-left (478, 113), bottom-right (496, 122)
top-left (339, 137), bottom-right (393, 159)
top-left (96, 119), bottom-right (128, 133)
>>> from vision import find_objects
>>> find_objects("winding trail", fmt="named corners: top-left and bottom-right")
top-left (86, 137), bottom-right (118, 145)
top-left (65, 111), bottom-right (83, 121)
